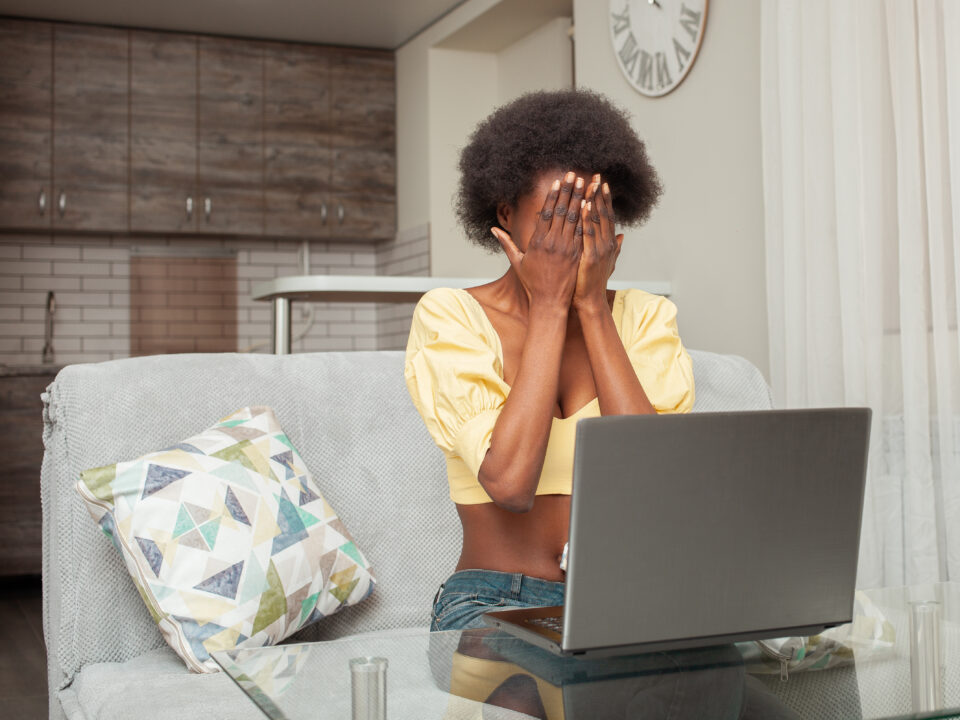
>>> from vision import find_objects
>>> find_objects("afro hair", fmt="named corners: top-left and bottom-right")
top-left (455, 89), bottom-right (662, 251)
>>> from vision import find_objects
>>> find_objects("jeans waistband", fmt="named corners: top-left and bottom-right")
top-left (437, 569), bottom-right (565, 603)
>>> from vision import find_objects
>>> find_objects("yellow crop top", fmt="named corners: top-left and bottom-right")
top-left (404, 287), bottom-right (695, 504)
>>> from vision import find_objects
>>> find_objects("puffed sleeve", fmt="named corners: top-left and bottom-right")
top-left (619, 290), bottom-right (695, 413)
top-left (404, 288), bottom-right (509, 478)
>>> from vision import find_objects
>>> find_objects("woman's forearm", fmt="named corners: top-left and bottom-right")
top-left (477, 303), bottom-right (569, 512)
top-left (577, 300), bottom-right (655, 416)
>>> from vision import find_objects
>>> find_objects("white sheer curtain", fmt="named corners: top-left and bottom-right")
top-left (761, 0), bottom-right (960, 588)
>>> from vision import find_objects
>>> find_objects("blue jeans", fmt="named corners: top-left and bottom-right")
top-left (430, 569), bottom-right (566, 631)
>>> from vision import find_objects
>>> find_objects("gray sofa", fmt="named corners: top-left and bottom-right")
top-left (40, 349), bottom-right (773, 719)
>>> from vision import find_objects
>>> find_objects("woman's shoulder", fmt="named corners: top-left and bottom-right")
top-left (409, 287), bottom-right (496, 348)
top-left (414, 287), bottom-right (485, 324)
top-left (616, 288), bottom-right (676, 314)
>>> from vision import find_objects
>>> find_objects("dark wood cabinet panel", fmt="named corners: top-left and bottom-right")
top-left (53, 24), bottom-right (129, 231)
top-left (330, 49), bottom-right (395, 240)
top-left (0, 19), bottom-right (53, 230)
top-left (0, 373), bottom-right (52, 576)
top-left (264, 43), bottom-right (332, 238)
top-left (130, 31), bottom-right (198, 233)
top-left (198, 37), bottom-right (263, 235)
top-left (331, 49), bottom-right (395, 152)
top-left (0, 20), bottom-right (395, 241)
top-left (327, 193), bottom-right (395, 241)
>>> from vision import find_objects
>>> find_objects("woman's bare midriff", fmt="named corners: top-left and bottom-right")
top-left (455, 494), bottom-right (571, 582)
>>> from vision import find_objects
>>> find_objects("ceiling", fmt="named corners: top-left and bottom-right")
top-left (0, 0), bottom-right (469, 49)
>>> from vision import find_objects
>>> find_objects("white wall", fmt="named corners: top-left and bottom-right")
top-left (396, 0), bottom-right (574, 280)
top-left (574, 0), bottom-right (768, 377)
top-left (498, 17), bottom-right (573, 104)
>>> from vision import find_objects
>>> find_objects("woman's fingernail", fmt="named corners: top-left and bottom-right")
top-left (586, 201), bottom-right (592, 211)
top-left (593, 174), bottom-right (601, 182)
top-left (552, 179), bottom-right (561, 190)
top-left (603, 182), bottom-right (610, 194)
top-left (565, 171), bottom-right (575, 183)
top-left (581, 199), bottom-right (586, 208)
top-left (490, 228), bottom-right (499, 238)
top-left (575, 177), bottom-right (584, 189)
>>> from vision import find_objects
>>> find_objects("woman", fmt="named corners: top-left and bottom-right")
top-left (405, 89), bottom-right (695, 632)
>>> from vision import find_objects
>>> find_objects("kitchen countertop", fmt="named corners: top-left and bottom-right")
top-left (251, 275), bottom-right (672, 303)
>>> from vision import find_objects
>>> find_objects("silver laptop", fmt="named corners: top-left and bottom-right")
top-left (483, 408), bottom-right (872, 657)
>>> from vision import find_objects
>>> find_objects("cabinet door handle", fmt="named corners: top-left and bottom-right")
top-left (57, 191), bottom-right (66, 217)
top-left (337, 203), bottom-right (344, 224)
top-left (320, 202), bottom-right (327, 225)
top-left (186, 196), bottom-right (193, 221)
top-left (38, 189), bottom-right (46, 215)
top-left (204, 197), bottom-right (212, 222)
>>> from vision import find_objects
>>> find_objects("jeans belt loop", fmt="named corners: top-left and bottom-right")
top-left (510, 573), bottom-right (522, 599)
top-left (432, 582), bottom-right (445, 608)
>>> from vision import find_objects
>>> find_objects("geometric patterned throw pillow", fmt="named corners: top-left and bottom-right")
top-left (76, 406), bottom-right (376, 673)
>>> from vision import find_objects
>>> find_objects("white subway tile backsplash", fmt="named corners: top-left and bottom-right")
top-left (54, 292), bottom-right (111, 307)
top-left (0, 321), bottom-right (43, 336)
top-left (23, 306), bottom-right (81, 322)
top-left (55, 322), bottom-right (111, 337)
top-left (82, 307), bottom-right (129, 322)
top-left (82, 336), bottom-right (129, 353)
top-left (2, 234), bottom-right (401, 364)
top-left (23, 276), bottom-right (82, 291)
top-left (24, 336), bottom-right (81, 353)
top-left (54, 261), bottom-right (112, 276)
top-left (238, 264), bottom-right (283, 279)
top-left (82, 277), bottom-right (129, 292)
top-left (0, 291), bottom-right (50, 306)
top-left (2, 260), bottom-right (51, 275)
top-left (23, 245), bottom-right (81, 260)
top-left (329, 322), bottom-right (376, 337)
top-left (82, 247), bottom-right (129, 262)
top-left (249, 250), bottom-right (299, 265)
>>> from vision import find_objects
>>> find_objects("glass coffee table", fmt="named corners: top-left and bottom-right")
top-left (213, 583), bottom-right (960, 719)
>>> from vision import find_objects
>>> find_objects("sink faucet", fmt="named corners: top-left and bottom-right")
top-left (42, 291), bottom-right (55, 364)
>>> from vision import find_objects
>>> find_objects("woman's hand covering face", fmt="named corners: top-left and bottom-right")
top-left (490, 170), bottom-right (623, 311)
top-left (490, 171), bottom-right (585, 309)
top-left (575, 176), bottom-right (624, 309)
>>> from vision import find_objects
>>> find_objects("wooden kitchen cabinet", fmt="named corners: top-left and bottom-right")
top-left (130, 31), bottom-right (199, 233)
top-left (0, 19), bottom-right (52, 230)
top-left (0, 18), bottom-right (395, 241)
top-left (197, 37), bottom-right (264, 235)
top-left (53, 24), bottom-right (129, 231)
top-left (0, 371), bottom-right (53, 576)
top-left (329, 49), bottom-right (396, 241)
top-left (263, 42), bottom-right (333, 238)
top-left (264, 43), bottom-right (395, 241)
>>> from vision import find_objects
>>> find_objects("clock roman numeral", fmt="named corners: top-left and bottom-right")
top-left (611, 5), bottom-right (630, 37)
top-left (673, 37), bottom-right (691, 72)
top-left (638, 51), bottom-right (654, 91)
top-left (679, 3), bottom-right (702, 43)
top-left (655, 52), bottom-right (673, 89)
top-left (618, 32), bottom-right (640, 76)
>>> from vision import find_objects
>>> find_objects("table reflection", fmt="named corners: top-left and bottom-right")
top-left (429, 629), bottom-right (801, 720)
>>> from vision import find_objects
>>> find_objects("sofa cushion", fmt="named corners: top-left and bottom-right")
top-left (58, 647), bottom-right (264, 720)
top-left (76, 405), bottom-right (376, 672)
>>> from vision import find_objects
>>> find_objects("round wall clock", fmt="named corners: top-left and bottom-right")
top-left (608, 0), bottom-right (709, 98)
